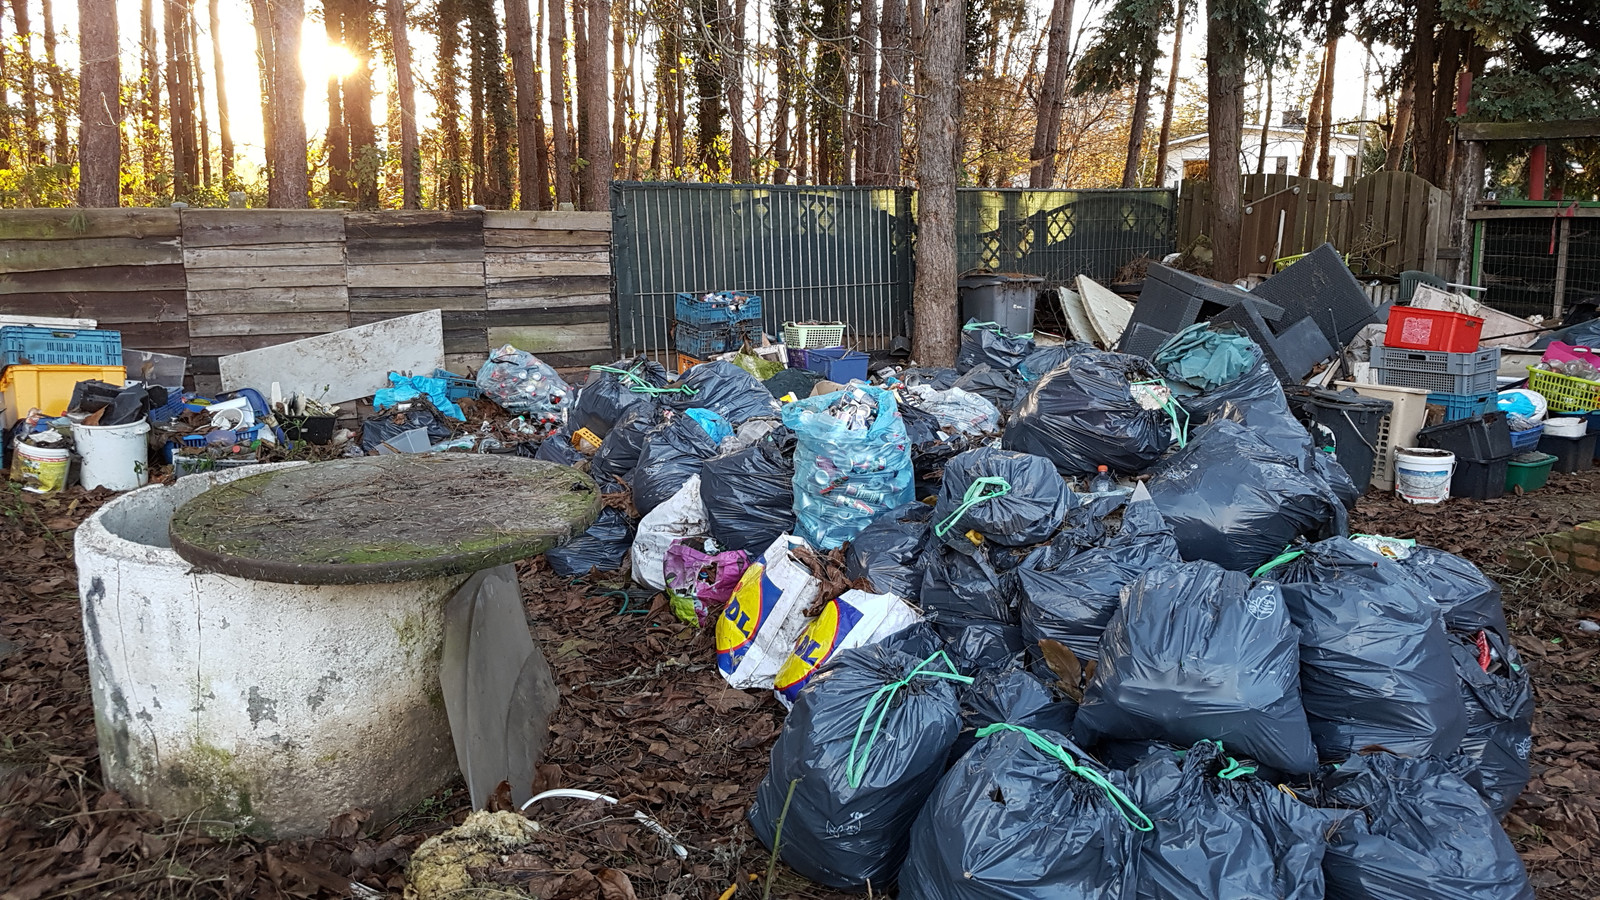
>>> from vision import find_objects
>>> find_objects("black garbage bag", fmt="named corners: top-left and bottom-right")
top-left (921, 544), bottom-right (1021, 636)
top-left (1017, 491), bottom-right (1181, 667)
top-left (1074, 561), bottom-right (1318, 774)
top-left (1145, 419), bottom-right (1346, 574)
top-left (1163, 335), bottom-right (1315, 466)
top-left (568, 357), bottom-right (669, 438)
top-left (1017, 342), bottom-right (1097, 383)
top-left (1125, 741), bottom-right (1337, 900)
top-left (629, 411), bottom-right (726, 515)
top-left (900, 724), bottom-right (1147, 900)
top-left (1259, 537), bottom-right (1468, 760)
top-left (951, 667), bottom-right (1078, 763)
top-left (69, 380), bottom-right (160, 426)
top-left (666, 360), bottom-right (782, 425)
top-left (533, 432), bottom-right (585, 465)
top-left (932, 449), bottom-right (1074, 552)
top-left (701, 427), bottom-right (797, 554)
top-left (545, 506), bottom-right (635, 576)
top-left (1314, 753), bottom-right (1535, 900)
top-left (361, 407), bottom-right (455, 452)
top-left (1451, 629), bottom-right (1533, 817)
top-left (901, 367), bottom-right (959, 389)
top-left (846, 502), bottom-right (935, 598)
top-left (1309, 445), bottom-right (1361, 511)
top-left (590, 401), bottom-right (661, 482)
top-left (1020, 498), bottom-right (1124, 570)
top-left (951, 364), bottom-right (1027, 412)
top-left (749, 644), bottom-right (966, 891)
top-left (764, 365), bottom-right (825, 400)
top-left (942, 622), bottom-right (1027, 674)
top-left (1003, 351), bottom-right (1175, 477)
top-left (957, 321), bottom-right (1036, 374)
top-left (1398, 546), bottom-right (1510, 641)
top-left (876, 621), bottom-right (945, 660)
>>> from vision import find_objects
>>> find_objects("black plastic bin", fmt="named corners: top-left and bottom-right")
top-left (958, 274), bottom-right (1043, 336)
top-left (1537, 432), bottom-right (1598, 474)
top-left (1295, 388), bottom-right (1393, 491)
top-left (1416, 412), bottom-right (1514, 462)
top-left (1452, 456), bottom-right (1510, 501)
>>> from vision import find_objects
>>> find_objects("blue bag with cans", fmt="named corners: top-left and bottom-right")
top-left (782, 385), bottom-right (915, 550)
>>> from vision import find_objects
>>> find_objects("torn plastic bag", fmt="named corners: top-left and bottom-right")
top-left (533, 433), bottom-right (585, 465)
top-left (957, 320), bottom-right (1037, 374)
top-left (361, 407), bottom-right (455, 453)
top-left (1398, 546), bottom-right (1510, 642)
top-left (630, 476), bottom-right (709, 591)
top-left (1258, 537), bottom-right (1468, 760)
top-left (1003, 351), bottom-right (1176, 477)
top-left (951, 666), bottom-right (1078, 763)
top-left (845, 502), bottom-right (935, 598)
top-left (591, 401), bottom-right (661, 482)
top-left (784, 385), bottom-right (915, 550)
top-left (701, 428), bottom-right (798, 554)
top-left (716, 535), bottom-right (821, 689)
top-left (932, 449), bottom-right (1073, 552)
top-left (899, 724), bottom-right (1149, 900)
top-left (1314, 753), bottom-right (1535, 900)
top-left (749, 646), bottom-right (968, 890)
top-left (569, 358), bottom-right (671, 438)
top-left (1125, 741), bottom-right (1336, 900)
top-left (663, 541), bottom-right (749, 626)
top-left (546, 506), bottom-right (635, 576)
top-left (1017, 342), bottom-right (1097, 383)
top-left (629, 409), bottom-right (729, 515)
top-left (773, 590), bottom-right (923, 706)
top-left (1146, 419), bottom-right (1346, 574)
top-left (476, 344), bottom-right (570, 418)
top-left (1451, 629), bottom-right (1533, 817)
top-left (1017, 489), bottom-right (1181, 666)
top-left (666, 360), bottom-right (783, 425)
top-left (374, 373), bottom-right (465, 421)
top-left (1074, 562), bottom-right (1319, 774)
top-left (920, 543), bottom-right (1021, 637)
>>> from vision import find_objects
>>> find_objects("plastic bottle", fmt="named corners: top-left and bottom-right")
top-left (1088, 465), bottom-right (1116, 494)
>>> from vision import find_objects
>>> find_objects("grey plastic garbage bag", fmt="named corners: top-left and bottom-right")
top-left (1399, 546), bottom-right (1510, 642)
top-left (931, 449), bottom-right (1073, 552)
top-left (1017, 492), bottom-right (1181, 666)
top-left (1017, 342), bottom-right (1097, 383)
top-left (1125, 740), bottom-right (1337, 900)
top-left (1075, 561), bottom-right (1319, 774)
top-left (1451, 629), bottom-right (1533, 817)
top-left (591, 402), bottom-right (661, 482)
top-left (899, 723), bottom-right (1151, 900)
top-left (951, 667), bottom-right (1077, 763)
top-left (957, 321), bottom-right (1037, 374)
top-left (846, 502), bottom-right (935, 598)
top-left (629, 410), bottom-right (727, 515)
top-left (1146, 419), bottom-right (1346, 574)
top-left (748, 645), bottom-right (968, 891)
top-left (1258, 537), bottom-right (1468, 760)
top-left (666, 360), bottom-right (782, 425)
top-left (1314, 753), bottom-right (1535, 900)
top-left (1003, 351), bottom-right (1176, 476)
top-left (545, 506), bottom-right (635, 576)
top-left (942, 623), bottom-right (1027, 673)
top-left (569, 357), bottom-right (670, 438)
top-left (701, 428), bottom-right (797, 554)
top-left (921, 544), bottom-right (1021, 637)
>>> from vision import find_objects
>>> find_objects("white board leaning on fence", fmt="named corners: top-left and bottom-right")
top-left (1076, 275), bottom-right (1135, 347)
top-left (218, 309), bottom-right (446, 404)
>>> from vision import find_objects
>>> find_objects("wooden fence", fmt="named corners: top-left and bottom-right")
top-left (1177, 172), bottom-right (1453, 279)
top-left (0, 208), bottom-right (614, 392)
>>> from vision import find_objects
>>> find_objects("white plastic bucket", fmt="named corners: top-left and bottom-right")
top-left (72, 420), bottom-right (151, 491)
top-left (1544, 417), bottom-right (1587, 438)
top-left (12, 440), bottom-right (70, 493)
top-left (1395, 447), bottom-right (1455, 505)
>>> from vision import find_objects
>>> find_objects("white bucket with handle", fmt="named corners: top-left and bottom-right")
top-left (72, 420), bottom-right (151, 491)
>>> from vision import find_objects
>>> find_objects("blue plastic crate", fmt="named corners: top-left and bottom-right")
top-left (800, 346), bottom-right (870, 383)
top-left (674, 320), bottom-right (761, 358)
top-left (1427, 391), bottom-right (1497, 422)
top-left (432, 368), bottom-right (482, 400)
top-left (1, 326), bottom-right (122, 368)
top-left (1509, 424), bottom-right (1544, 451)
top-left (674, 291), bottom-right (763, 328)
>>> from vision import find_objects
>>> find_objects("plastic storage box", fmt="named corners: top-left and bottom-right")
top-left (1, 364), bottom-right (126, 430)
top-left (1, 326), bottom-right (123, 368)
top-left (1383, 307), bottom-right (1484, 353)
top-left (674, 321), bottom-right (762, 358)
top-left (1426, 391), bottom-right (1497, 422)
top-left (1509, 424), bottom-right (1545, 452)
top-left (1537, 432), bottom-right (1597, 474)
top-left (1295, 388), bottom-right (1392, 491)
top-left (1505, 452), bottom-right (1556, 493)
top-left (432, 369), bottom-right (482, 400)
top-left (1415, 412), bottom-right (1513, 462)
top-left (800, 346), bottom-right (870, 383)
top-left (1336, 381), bottom-right (1430, 491)
top-left (1372, 345), bottom-right (1500, 394)
top-left (783, 322), bottom-right (847, 349)
top-left (1527, 366), bottom-right (1600, 414)
top-left (675, 291), bottom-right (763, 328)
top-left (1451, 457), bottom-right (1509, 501)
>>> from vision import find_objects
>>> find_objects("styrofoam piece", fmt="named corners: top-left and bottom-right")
top-left (1057, 287), bottom-right (1098, 346)
top-left (1076, 275), bottom-right (1134, 347)
top-left (219, 310), bottom-right (445, 405)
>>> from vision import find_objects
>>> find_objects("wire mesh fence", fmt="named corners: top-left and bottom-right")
top-left (1478, 217), bottom-right (1563, 318)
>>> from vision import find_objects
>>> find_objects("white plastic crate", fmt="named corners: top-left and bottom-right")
top-left (1336, 381), bottom-right (1430, 491)
top-left (782, 322), bottom-right (847, 349)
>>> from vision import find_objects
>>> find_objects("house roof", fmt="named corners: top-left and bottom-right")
top-left (1166, 126), bottom-right (1362, 149)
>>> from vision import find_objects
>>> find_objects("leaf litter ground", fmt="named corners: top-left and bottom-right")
top-left (2, 467), bottom-right (1599, 899)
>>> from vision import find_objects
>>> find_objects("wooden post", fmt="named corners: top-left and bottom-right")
top-left (1552, 217), bottom-right (1571, 320)
top-left (1447, 141), bottom-right (1484, 283)
top-left (1528, 144), bottom-right (1547, 201)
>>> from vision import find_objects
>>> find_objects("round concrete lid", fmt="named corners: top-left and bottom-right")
top-left (169, 454), bottom-right (601, 585)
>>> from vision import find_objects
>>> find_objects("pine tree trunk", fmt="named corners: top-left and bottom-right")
top-left (208, 0), bottom-right (233, 187)
top-left (385, 0), bottom-right (420, 207)
top-left (164, 0), bottom-right (191, 195)
top-left (580, 0), bottom-right (611, 208)
top-left (325, 0), bottom-right (352, 198)
top-left (772, 0), bottom-right (796, 184)
top-left (346, 0), bottom-right (378, 206)
top-left (40, 0), bottom-right (70, 162)
top-left (1121, 42), bottom-right (1156, 188)
top-left (1385, 81), bottom-right (1411, 171)
top-left (482, 0), bottom-right (514, 208)
top-left (506, 0), bottom-right (548, 208)
top-left (78, 0), bottom-right (120, 206)
top-left (187, 4), bottom-right (210, 187)
top-left (612, 0), bottom-right (627, 180)
top-left (912, 0), bottom-right (962, 367)
top-left (1152, 0), bottom-right (1182, 185)
top-left (874, 0), bottom-right (906, 184)
top-left (249, 0), bottom-right (274, 196)
top-left (1257, 67), bottom-right (1271, 172)
top-left (547, 0), bottom-right (575, 205)
top-left (1315, 35), bottom-right (1337, 181)
top-left (9, 0), bottom-right (40, 167)
top-left (1206, 0), bottom-right (1244, 282)
top-left (1028, 0), bottom-right (1075, 187)
top-left (814, 0), bottom-right (849, 184)
top-left (690, 0), bottom-right (725, 178)
top-left (0, 12), bottom-right (10, 169)
top-left (438, 3), bottom-right (465, 207)
top-left (725, 0), bottom-right (751, 181)
top-left (855, 0), bottom-right (879, 182)
top-left (1298, 43), bottom-right (1327, 179)
top-left (266, 0), bottom-right (310, 207)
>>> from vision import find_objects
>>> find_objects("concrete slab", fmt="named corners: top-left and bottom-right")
top-left (219, 310), bottom-right (445, 404)
top-left (1057, 287), bottom-right (1098, 346)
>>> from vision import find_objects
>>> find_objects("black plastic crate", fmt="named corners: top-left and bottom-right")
top-left (1294, 388), bottom-right (1393, 490)
top-left (1451, 456), bottom-right (1510, 501)
top-left (1416, 412), bottom-right (1514, 463)
top-left (1537, 432), bottom-right (1598, 474)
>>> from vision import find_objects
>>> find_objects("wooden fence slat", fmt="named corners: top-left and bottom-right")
top-left (189, 312), bottom-right (352, 337)
top-left (183, 246), bottom-right (347, 269)
top-left (482, 210), bottom-right (611, 231)
top-left (483, 229), bottom-right (610, 249)
top-left (188, 286), bottom-right (351, 315)
top-left (2, 236), bottom-right (183, 272)
top-left (346, 262), bottom-right (487, 288)
top-left (0, 208), bottom-right (182, 240)
top-left (0, 264), bottom-right (187, 294)
top-left (181, 210), bottom-right (346, 247)
top-left (0, 290), bottom-right (188, 323)
top-left (184, 264), bottom-right (348, 291)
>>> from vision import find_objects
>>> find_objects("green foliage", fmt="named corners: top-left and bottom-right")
top-left (1470, 62), bottom-right (1600, 123)
top-left (1206, 0), bottom-right (1276, 60)
top-left (1440, 0), bottom-right (1540, 40)
top-left (1071, 0), bottom-right (1173, 95)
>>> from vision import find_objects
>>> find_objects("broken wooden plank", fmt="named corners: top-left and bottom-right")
top-left (218, 310), bottom-right (446, 403)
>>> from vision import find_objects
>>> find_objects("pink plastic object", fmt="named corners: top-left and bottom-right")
top-left (663, 541), bottom-right (751, 625)
top-left (1541, 341), bottom-right (1598, 365)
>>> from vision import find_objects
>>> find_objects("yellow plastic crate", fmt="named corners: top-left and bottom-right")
top-left (0, 363), bottom-right (126, 429)
top-left (1527, 366), bottom-right (1600, 414)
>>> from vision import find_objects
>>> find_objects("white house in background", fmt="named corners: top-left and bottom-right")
top-left (1161, 126), bottom-right (1364, 188)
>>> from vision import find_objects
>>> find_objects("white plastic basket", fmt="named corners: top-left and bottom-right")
top-left (1336, 381), bottom-right (1431, 491)
top-left (782, 322), bottom-right (847, 349)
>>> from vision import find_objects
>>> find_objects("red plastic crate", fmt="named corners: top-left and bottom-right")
top-left (1383, 307), bottom-right (1484, 353)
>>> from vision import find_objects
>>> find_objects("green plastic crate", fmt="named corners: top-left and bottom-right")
top-left (1504, 452), bottom-right (1556, 493)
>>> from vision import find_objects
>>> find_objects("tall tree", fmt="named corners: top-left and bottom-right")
top-left (1297, 39), bottom-right (1329, 177)
top-left (325, 0), bottom-right (352, 197)
top-left (506, 0), bottom-right (550, 208)
top-left (772, 0), bottom-right (798, 182)
top-left (1152, 0), bottom-right (1185, 186)
top-left (260, 0), bottom-right (310, 207)
top-left (1027, 0), bottom-right (1075, 187)
top-left (437, 1), bottom-right (465, 206)
top-left (1314, 37), bottom-right (1337, 180)
top-left (78, 0), bottom-right (120, 206)
top-left (813, 0), bottom-right (851, 183)
top-left (345, 0), bottom-right (378, 206)
top-left (580, 0), bottom-right (612, 206)
top-left (854, 0), bottom-right (880, 181)
top-left (874, 0), bottom-right (908, 183)
top-left (165, 0), bottom-right (199, 195)
top-left (249, 0), bottom-right (275, 190)
top-left (1071, 0), bottom-right (1171, 188)
top-left (40, 0), bottom-right (69, 161)
top-left (1204, 0), bottom-right (1270, 281)
top-left (385, 0), bottom-right (421, 207)
top-left (207, 0), bottom-right (233, 187)
top-left (724, 0), bottom-right (751, 181)
top-left (1384, 79), bottom-right (1411, 170)
top-left (186, 2), bottom-right (210, 187)
top-left (10, 0), bottom-right (41, 165)
top-left (547, 0), bottom-right (576, 204)
top-left (913, 0), bottom-right (963, 366)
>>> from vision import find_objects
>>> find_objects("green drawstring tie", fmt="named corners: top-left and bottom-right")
top-left (847, 651), bottom-right (973, 789)
top-left (963, 321), bottom-right (1034, 339)
top-left (1209, 742), bottom-right (1258, 780)
top-left (1131, 378), bottom-right (1189, 448)
top-left (590, 364), bottom-right (698, 397)
top-left (1252, 547), bottom-right (1305, 578)
top-left (933, 476), bottom-right (1011, 538)
top-left (976, 723), bottom-right (1154, 832)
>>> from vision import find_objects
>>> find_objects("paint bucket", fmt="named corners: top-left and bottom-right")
top-left (72, 420), bottom-right (151, 491)
top-left (1395, 447), bottom-right (1455, 505)
top-left (11, 437), bottom-right (70, 493)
